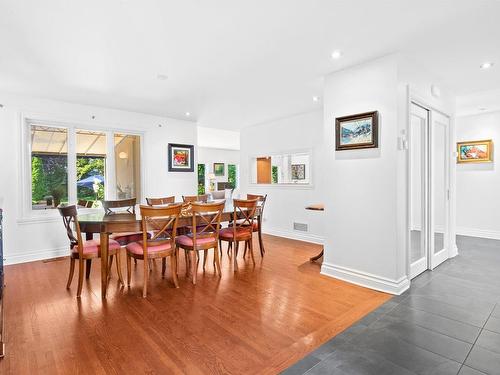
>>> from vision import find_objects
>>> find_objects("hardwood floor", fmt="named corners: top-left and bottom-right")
top-left (0, 234), bottom-right (390, 374)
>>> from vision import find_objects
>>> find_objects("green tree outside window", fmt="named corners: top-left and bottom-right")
top-left (228, 164), bottom-right (237, 188)
top-left (197, 164), bottom-right (206, 194)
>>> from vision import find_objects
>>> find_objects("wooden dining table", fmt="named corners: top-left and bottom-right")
top-left (78, 200), bottom-right (253, 298)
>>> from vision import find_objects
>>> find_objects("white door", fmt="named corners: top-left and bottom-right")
top-left (409, 103), bottom-right (429, 279)
top-left (430, 111), bottom-right (450, 269)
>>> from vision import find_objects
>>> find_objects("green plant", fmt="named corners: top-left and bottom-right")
top-left (197, 164), bottom-right (206, 195)
top-left (31, 156), bottom-right (47, 202)
top-left (228, 164), bottom-right (237, 188)
top-left (272, 166), bottom-right (278, 184)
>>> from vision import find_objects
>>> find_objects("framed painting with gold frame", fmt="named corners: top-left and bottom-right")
top-left (457, 140), bottom-right (493, 163)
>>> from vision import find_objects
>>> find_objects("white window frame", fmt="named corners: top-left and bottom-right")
top-left (19, 113), bottom-right (145, 223)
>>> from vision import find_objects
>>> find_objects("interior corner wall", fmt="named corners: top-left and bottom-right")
top-left (320, 55), bottom-right (408, 294)
top-left (0, 93), bottom-right (197, 265)
top-left (456, 111), bottom-right (500, 239)
top-left (239, 110), bottom-right (325, 244)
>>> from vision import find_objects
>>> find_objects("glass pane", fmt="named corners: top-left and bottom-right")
top-left (197, 164), bottom-right (206, 194)
top-left (410, 114), bottom-right (425, 263)
top-left (31, 125), bottom-right (68, 210)
top-left (252, 152), bottom-right (311, 184)
top-left (114, 134), bottom-right (141, 200)
top-left (77, 130), bottom-right (106, 206)
top-left (434, 123), bottom-right (446, 253)
top-left (228, 164), bottom-right (237, 188)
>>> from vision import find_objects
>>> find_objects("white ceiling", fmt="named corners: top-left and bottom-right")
top-left (1, 0), bottom-right (499, 129)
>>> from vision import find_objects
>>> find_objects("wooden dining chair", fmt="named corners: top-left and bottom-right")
top-left (247, 194), bottom-right (267, 257)
top-left (125, 203), bottom-right (183, 298)
top-left (175, 201), bottom-right (225, 284)
top-left (182, 194), bottom-right (209, 203)
top-left (219, 199), bottom-right (258, 271)
top-left (58, 205), bottom-right (123, 297)
top-left (146, 196), bottom-right (175, 206)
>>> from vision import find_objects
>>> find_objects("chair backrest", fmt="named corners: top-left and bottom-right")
top-left (146, 196), bottom-right (175, 206)
top-left (211, 190), bottom-right (226, 200)
top-left (247, 194), bottom-right (267, 218)
top-left (102, 198), bottom-right (136, 214)
top-left (190, 201), bottom-right (225, 247)
top-left (139, 203), bottom-right (183, 256)
top-left (58, 205), bottom-right (84, 256)
top-left (78, 199), bottom-right (94, 208)
top-left (232, 198), bottom-right (258, 232)
top-left (182, 194), bottom-right (209, 203)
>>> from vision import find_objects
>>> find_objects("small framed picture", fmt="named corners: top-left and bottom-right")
top-left (168, 143), bottom-right (194, 172)
top-left (335, 111), bottom-right (378, 150)
top-left (213, 163), bottom-right (225, 176)
top-left (457, 140), bottom-right (493, 163)
top-left (291, 164), bottom-right (305, 180)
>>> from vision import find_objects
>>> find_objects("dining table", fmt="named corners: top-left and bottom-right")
top-left (77, 199), bottom-right (255, 298)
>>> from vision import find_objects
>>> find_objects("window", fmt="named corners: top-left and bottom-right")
top-left (251, 151), bottom-right (311, 185)
top-left (197, 164), bottom-right (206, 194)
top-left (31, 125), bottom-right (68, 210)
top-left (227, 164), bottom-right (237, 188)
top-left (26, 120), bottom-right (142, 213)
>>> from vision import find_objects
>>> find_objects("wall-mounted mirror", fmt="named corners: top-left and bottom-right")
top-left (250, 151), bottom-right (311, 185)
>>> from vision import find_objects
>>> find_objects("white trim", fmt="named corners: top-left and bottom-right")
top-left (321, 262), bottom-right (410, 295)
top-left (4, 246), bottom-right (68, 265)
top-left (456, 227), bottom-right (500, 240)
top-left (262, 227), bottom-right (324, 245)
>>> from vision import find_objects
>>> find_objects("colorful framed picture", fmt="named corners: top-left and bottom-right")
top-left (291, 164), bottom-right (305, 180)
top-left (457, 140), bottom-right (493, 163)
top-left (335, 111), bottom-right (378, 150)
top-left (213, 163), bottom-right (225, 176)
top-left (168, 143), bottom-right (194, 172)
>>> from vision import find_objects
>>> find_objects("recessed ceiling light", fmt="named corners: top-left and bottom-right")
top-left (479, 107), bottom-right (487, 111)
top-left (185, 112), bottom-right (191, 117)
top-left (331, 50), bottom-right (342, 60)
top-left (312, 96), bottom-right (320, 102)
top-left (480, 62), bottom-right (494, 70)
top-left (157, 74), bottom-right (168, 80)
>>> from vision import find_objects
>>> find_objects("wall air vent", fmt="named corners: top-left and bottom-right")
top-left (293, 222), bottom-right (308, 232)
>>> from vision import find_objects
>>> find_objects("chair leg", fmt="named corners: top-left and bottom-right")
top-left (258, 228), bottom-right (265, 256)
top-left (67, 257), bottom-right (75, 289)
top-left (126, 254), bottom-right (131, 286)
top-left (142, 256), bottom-right (149, 298)
top-left (85, 259), bottom-right (92, 279)
top-left (162, 258), bottom-right (166, 277)
top-left (184, 248), bottom-right (190, 277)
top-left (203, 250), bottom-right (208, 271)
top-left (243, 241), bottom-right (248, 258)
top-left (249, 238), bottom-right (256, 265)
top-left (115, 253), bottom-right (124, 286)
top-left (233, 241), bottom-right (239, 272)
top-left (171, 254), bottom-right (180, 288)
top-left (227, 242), bottom-right (232, 256)
top-left (76, 258), bottom-right (85, 297)
top-left (214, 245), bottom-right (222, 277)
top-left (191, 251), bottom-right (197, 285)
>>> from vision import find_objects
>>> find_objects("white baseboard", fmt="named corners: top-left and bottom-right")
top-left (456, 227), bottom-right (500, 240)
top-left (321, 262), bottom-right (410, 295)
top-left (262, 227), bottom-right (324, 245)
top-left (4, 246), bottom-right (68, 265)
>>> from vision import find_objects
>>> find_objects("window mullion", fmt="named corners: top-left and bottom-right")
top-left (106, 131), bottom-right (116, 200)
top-left (67, 127), bottom-right (77, 205)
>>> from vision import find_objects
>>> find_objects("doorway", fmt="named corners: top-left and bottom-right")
top-left (409, 101), bottom-right (451, 279)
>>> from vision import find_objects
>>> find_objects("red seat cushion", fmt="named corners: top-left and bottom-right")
top-left (72, 238), bottom-right (121, 255)
top-left (126, 240), bottom-right (173, 255)
top-left (229, 221), bottom-right (259, 231)
top-left (175, 235), bottom-right (217, 248)
top-left (219, 227), bottom-right (253, 241)
top-left (110, 232), bottom-right (151, 246)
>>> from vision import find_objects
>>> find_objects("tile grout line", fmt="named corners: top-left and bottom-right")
top-left (457, 302), bottom-right (497, 374)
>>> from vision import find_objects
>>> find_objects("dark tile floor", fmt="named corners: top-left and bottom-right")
top-left (282, 235), bottom-right (500, 375)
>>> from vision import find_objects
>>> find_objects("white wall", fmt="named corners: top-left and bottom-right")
top-left (240, 110), bottom-right (324, 244)
top-left (456, 111), bottom-right (500, 239)
top-left (197, 126), bottom-right (240, 150)
top-left (0, 93), bottom-right (197, 264)
top-left (197, 147), bottom-right (240, 190)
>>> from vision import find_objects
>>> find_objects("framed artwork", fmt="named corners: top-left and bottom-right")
top-left (213, 163), bottom-right (225, 176)
top-left (457, 140), bottom-right (493, 163)
top-left (291, 164), bottom-right (305, 180)
top-left (168, 143), bottom-right (194, 172)
top-left (335, 111), bottom-right (378, 150)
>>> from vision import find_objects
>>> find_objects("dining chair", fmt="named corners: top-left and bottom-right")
top-left (175, 201), bottom-right (225, 284)
top-left (146, 196), bottom-right (175, 206)
top-left (58, 205), bottom-right (123, 297)
top-left (103, 198), bottom-right (150, 246)
top-left (125, 203), bottom-right (183, 297)
top-left (182, 194), bottom-right (209, 203)
top-left (247, 194), bottom-right (267, 257)
top-left (219, 199), bottom-right (258, 271)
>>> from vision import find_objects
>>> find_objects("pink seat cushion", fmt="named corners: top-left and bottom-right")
top-left (229, 221), bottom-right (259, 231)
top-left (72, 238), bottom-right (121, 255)
top-left (126, 240), bottom-right (173, 255)
top-left (175, 235), bottom-right (217, 248)
top-left (219, 227), bottom-right (253, 241)
top-left (110, 232), bottom-right (151, 246)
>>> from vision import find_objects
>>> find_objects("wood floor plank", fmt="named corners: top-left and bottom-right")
top-left (0, 234), bottom-right (390, 374)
